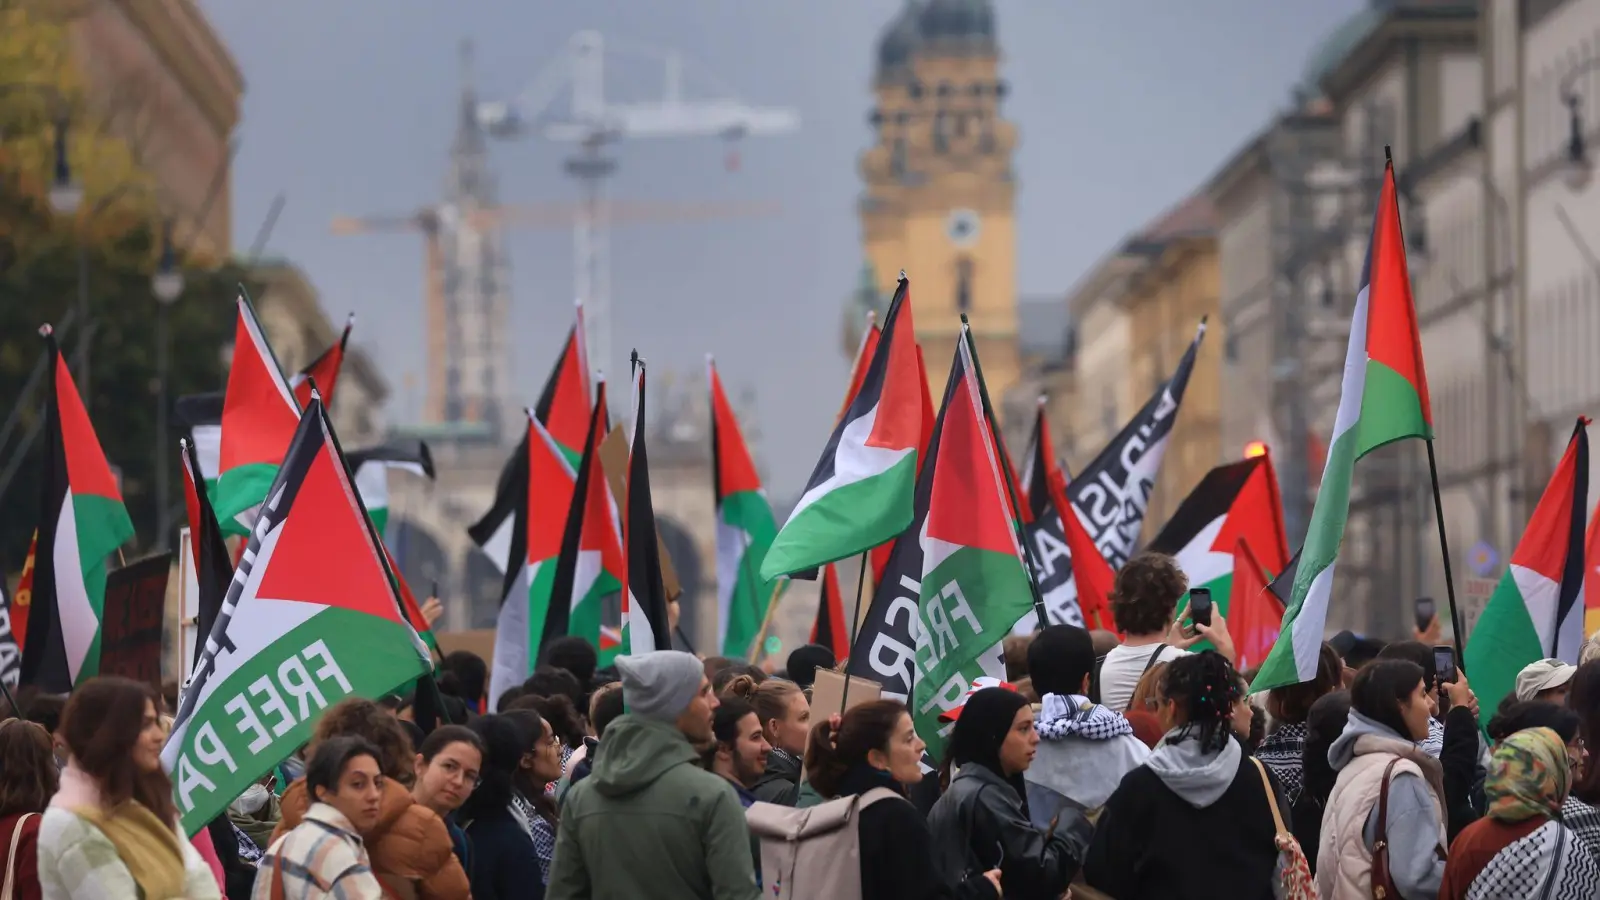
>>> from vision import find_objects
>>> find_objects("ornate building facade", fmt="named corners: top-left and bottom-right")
top-left (852, 0), bottom-right (1020, 408)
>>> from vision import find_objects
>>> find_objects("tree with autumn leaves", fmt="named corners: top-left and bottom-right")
top-left (1, 0), bottom-right (258, 566)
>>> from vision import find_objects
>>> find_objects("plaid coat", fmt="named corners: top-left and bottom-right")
top-left (252, 804), bottom-right (384, 900)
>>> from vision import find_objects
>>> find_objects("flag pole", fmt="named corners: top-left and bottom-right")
top-left (961, 316), bottom-right (1051, 631)
top-left (838, 551), bottom-right (870, 713)
top-left (1424, 441), bottom-right (1464, 666)
top-left (745, 578), bottom-right (787, 661)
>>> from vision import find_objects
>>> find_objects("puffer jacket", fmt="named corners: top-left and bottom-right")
top-left (272, 777), bottom-right (470, 900)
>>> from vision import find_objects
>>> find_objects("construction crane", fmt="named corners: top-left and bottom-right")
top-left (330, 198), bottom-right (779, 425)
top-left (477, 30), bottom-right (800, 382)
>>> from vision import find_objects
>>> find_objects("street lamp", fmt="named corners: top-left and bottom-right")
top-left (1560, 59), bottom-right (1600, 193)
top-left (152, 219), bottom-right (184, 548)
top-left (47, 119), bottom-right (82, 215)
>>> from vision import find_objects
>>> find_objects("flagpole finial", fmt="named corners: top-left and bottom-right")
top-left (866, 309), bottom-right (877, 324)
top-left (38, 323), bottom-right (52, 338)
top-left (1199, 314), bottom-right (1209, 326)
top-left (1384, 145), bottom-right (1393, 163)
top-left (705, 352), bottom-right (714, 367)
top-left (595, 369), bottom-right (606, 384)
top-left (959, 313), bottom-right (971, 327)
top-left (525, 406), bottom-right (536, 422)
top-left (180, 437), bottom-right (189, 451)
top-left (898, 269), bottom-right (907, 282)
top-left (1036, 394), bottom-right (1048, 408)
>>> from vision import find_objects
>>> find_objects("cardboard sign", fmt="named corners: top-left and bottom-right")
top-left (101, 552), bottom-right (171, 685)
top-left (597, 426), bottom-right (682, 601)
top-left (810, 667), bottom-right (882, 719)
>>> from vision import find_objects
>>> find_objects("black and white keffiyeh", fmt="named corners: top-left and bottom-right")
top-left (1468, 819), bottom-right (1600, 900)
top-left (1256, 722), bottom-right (1308, 804)
top-left (1036, 694), bottom-right (1134, 741)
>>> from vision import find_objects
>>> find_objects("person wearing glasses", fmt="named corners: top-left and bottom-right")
top-left (411, 726), bottom-right (485, 874)
top-left (460, 713), bottom-right (554, 900)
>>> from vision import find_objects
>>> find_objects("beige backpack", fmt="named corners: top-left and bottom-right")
top-left (745, 788), bottom-right (900, 900)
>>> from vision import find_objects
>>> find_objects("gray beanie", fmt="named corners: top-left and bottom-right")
top-left (615, 651), bottom-right (704, 723)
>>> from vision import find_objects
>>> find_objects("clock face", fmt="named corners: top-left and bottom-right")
top-left (946, 208), bottom-right (981, 247)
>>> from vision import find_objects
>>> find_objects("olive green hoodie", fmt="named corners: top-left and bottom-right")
top-left (547, 714), bottom-right (760, 900)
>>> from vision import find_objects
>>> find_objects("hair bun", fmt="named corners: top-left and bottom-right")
top-left (724, 674), bottom-right (758, 699)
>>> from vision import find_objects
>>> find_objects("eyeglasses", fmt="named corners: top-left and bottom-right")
top-left (434, 758), bottom-right (482, 788)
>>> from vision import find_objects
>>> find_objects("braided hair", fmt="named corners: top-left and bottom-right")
top-left (1159, 651), bottom-right (1242, 752)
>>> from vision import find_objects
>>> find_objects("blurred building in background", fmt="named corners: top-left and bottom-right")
top-left (1050, 0), bottom-right (1600, 640)
top-left (853, 0), bottom-right (1021, 413)
top-left (64, 0), bottom-right (241, 258)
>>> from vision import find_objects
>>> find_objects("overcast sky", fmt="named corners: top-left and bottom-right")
top-left (199, 0), bottom-right (1363, 497)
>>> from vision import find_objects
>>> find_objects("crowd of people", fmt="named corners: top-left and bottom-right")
top-left (0, 551), bottom-right (1598, 898)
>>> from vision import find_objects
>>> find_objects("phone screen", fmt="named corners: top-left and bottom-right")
top-left (1415, 597), bottom-right (1436, 632)
top-left (1189, 587), bottom-right (1213, 628)
top-left (1433, 645), bottom-right (1457, 685)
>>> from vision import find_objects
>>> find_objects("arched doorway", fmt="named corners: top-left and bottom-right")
top-left (464, 548), bottom-right (506, 630)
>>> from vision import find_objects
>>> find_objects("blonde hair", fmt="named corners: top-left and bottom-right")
top-left (1582, 631), bottom-right (1600, 666)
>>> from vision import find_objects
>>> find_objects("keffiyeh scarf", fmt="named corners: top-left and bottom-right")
top-left (1036, 694), bottom-right (1134, 741)
top-left (1468, 819), bottom-right (1600, 900)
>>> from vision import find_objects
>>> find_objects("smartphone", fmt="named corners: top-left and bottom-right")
top-left (430, 580), bottom-right (439, 599)
top-left (1433, 645), bottom-right (1458, 685)
top-left (1188, 587), bottom-right (1213, 629)
top-left (1414, 596), bottom-right (1436, 633)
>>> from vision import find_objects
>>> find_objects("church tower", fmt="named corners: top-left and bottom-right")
top-left (853, 0), bottom-right (1019, 408)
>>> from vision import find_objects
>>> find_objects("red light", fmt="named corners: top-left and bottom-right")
top-left (1244, 440), bottom-right (1269, 459)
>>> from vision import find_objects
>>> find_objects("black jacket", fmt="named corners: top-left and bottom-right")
top-left (834, 765), bottom-right (998, 900)
top-left (1083, 749), bottom-right (1287, 900)
top-left (750, 747), bottom-right (801, 806)
top-left (1439, 705), bottom-right (1483, 842)
top-left (925, 764), bottom-right (1089, 900)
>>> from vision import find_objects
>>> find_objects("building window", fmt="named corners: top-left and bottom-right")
top-left (892, 138), bottom-right (907, 176)
top-left (934, 112), bottom-right (949, 153)
top-left (956, 258), bottom-right (973, 312)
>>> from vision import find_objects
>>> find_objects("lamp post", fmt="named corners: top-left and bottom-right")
top-left (1560, 58), bottom-right (1600, 192)
top-left (151, 219), bottom-right (184, 549)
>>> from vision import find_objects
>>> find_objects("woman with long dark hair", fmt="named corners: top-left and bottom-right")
top-left (1291, 689), bottom-right (1352, 873)
top-left (460, 714), bottom-right (545, 900)
top-left (35, 677), bottom-right (219, 899)
top-left (0, 719), bottom-right (59, 900)
top-left (411, 725), bottom-right (484, 872)
top-left (1564, 658), bottom-right (1600, 855)
top-left (1319, 658), bottom-right (1449, 899)
top-left (1084, 651), bottom-right (1290, 899)
top-left (802, 700), bottom-right (999, 900)
top-left (926, 687), bottom-right (1086, 900)
top-left (499, 708), bottom-right (564, 885)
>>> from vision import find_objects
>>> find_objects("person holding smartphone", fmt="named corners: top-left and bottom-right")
top-left (1094, 553), bottom-right (1237, 714)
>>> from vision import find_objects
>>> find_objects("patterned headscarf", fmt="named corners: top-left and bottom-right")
top-left (1486, 726), bottom-right (1571, 823)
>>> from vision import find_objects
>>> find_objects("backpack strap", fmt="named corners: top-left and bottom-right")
top-left (855, 787), bottom-right (901, 812)
top-left (1140, 644), bottom-right (1168, 677)
top-left (1088, 654), bottom-right (1109, 704)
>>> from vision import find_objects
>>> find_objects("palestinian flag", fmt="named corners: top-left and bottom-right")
top-left (763, 275), bottom-right (923, 579)
top-left (471, 311), bottom-right (593, 571)
top-left (709, 357), bottom-right (781, 657)
top-left (347, 442), bottom-right (435, 536)
top-left (468, 432), bottom-right (529, 576)
top-left (164, 393), bottom-right (431, 835)
top-left (1147, 451), bottom-right (1290, 623)
top-left (180, 437), bottom-right (235, 681)
top-left (1466, 418), bottom-right (1589, 724)
top-left (839, 315), bottom-right (880, 422)
top-left (19, 329), bottom-right (135, 692)
top-left (289, 314), bottom-right (352, 409)
top-left (487, 414), bottom-right (576, 710)
top-left (810, 563), bottom-right (848, 664)
top-left (868, 342), bottom-right (937, 587)
top-left (913, 329), bottom-right (1036, 757)
top-left (215, 294), bottom-right (302, 535)
top-left (1021, 402), bottom-right (1114, 630)
top-left (378, 542), bottom-right (440, 660)
top-left (1253, 153), bottom-right (1434, 692)
top-left (534, 312), bottom-right (593, 468)
top-left (1229, 538), bottom-right (1284, 671)
top-left (545, 381), bottom-right (624, 662)
top-left (621, 354), bottom-right (673, 655)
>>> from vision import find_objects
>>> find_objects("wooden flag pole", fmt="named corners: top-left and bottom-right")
top-left (837, 551), bottom-right (871, 712)
top-left (746, 578), bottom-right (787, 662)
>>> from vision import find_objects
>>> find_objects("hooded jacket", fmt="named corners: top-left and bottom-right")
top-left (272, 777), bottom-right (469, 900)
top-left (1023, 694), bottom-right (1150, 820)
top-left (1317, 711), bottom-right (1447, 900)
top-left (546, 714), bottom-right (759, 900)
top-left (1082, 730), bottom-right (1288, 900)
top-left (749, 748), bottom-right (801, 806)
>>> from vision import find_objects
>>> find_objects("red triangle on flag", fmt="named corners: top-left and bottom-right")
top-left (52, 352), bottom-right (122, 501)
top-left (709, 360), bottom-right (762, 498)
top-left (536, 325), bottom-right (593, 455)
top-left (221, 296), bottom-right (301, 472)
top-left (924, 352), bottom-right (1014, 557)
top-left (1229, 538), bottom-right (1283, 671)
top-left (254, 440), bottom-right (406, 625)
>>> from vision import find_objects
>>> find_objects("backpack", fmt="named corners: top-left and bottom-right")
top-left (745, 788), bottom-right (900, 900)
top-left (1088, 643), bottom-right (1166, 709)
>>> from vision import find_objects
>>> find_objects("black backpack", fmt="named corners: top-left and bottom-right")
top-left (1087, 643), bottom-right (1166, 709)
